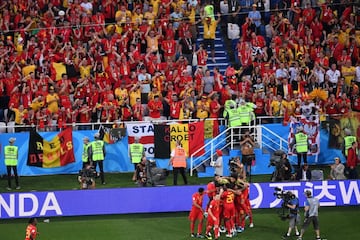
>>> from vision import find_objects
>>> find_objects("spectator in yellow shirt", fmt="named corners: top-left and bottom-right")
top-left (145, 26), bottom-right (162, 53)
top-left (270, 95), bottom-right (283, 122)
top-left (46, 86), bottom-right (60, 114)
top-left (341, 59), bottom-right (356, 86)
top-left (202, 13), bottom-right (221, 63)
top-left (144, 5), bottom-right (156, 27)
top-left (114, 82), bottom-right (129, 105)
top-left (30, 95), bottom-right (45, 112)
top-left (115, 5), bottom-right (132, 24)
top-left (129, 83), bottom-right (142, 107)
top-left (9, 104), bottom-right (28, 125)
top-left (196, 95), bottom-right (210, 119)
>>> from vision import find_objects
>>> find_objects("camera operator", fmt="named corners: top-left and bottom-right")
top-left (282, 191), bottom-right (300, 239)
top-left (136, 156), bottom-right (147, 187)
top-left (78, 165), bottom-right (97, 189)
top-left (279, 153), bottom-right (293, 181)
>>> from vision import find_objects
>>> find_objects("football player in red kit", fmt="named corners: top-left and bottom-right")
top-left (205, 191), bottom-right (223, 240)
top-left (189, 187), bottom-right (205, 238)
top-left (221, 184), bottom-right (236, 237)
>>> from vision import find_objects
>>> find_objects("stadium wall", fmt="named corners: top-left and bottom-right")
top-left (0, 124), bottom-right (345, 176)
top-left (0, 180), bottom-right (359, 219)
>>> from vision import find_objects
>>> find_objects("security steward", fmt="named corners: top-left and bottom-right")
top-left (343, 128), bottom-right (356, 157)
top-left (88, 133), bottom-right (106, 184)
top-left (238, 99), bottom-right (255, 134)
top-left (4, 137), bottom-right (20, 190)
top-left (223, 101), bottom-right (241, 142)
top-left (169, 140), bottom-right (188, 185)
top-left (82, 136), bottom-right (91, 169)
top-left (129, 136), bottom-right (145, 182)
top-left (293, 126), bottom-right (309, 168)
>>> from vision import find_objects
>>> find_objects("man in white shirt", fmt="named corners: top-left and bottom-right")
top-left (276, 63), bottom-right (289, 81)
top-left (326, 63), bottom-right (341, 86)
top-left (212, 149), bottom-right (224, 176)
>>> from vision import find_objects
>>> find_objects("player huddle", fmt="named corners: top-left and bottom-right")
top-left (189, 174), bottom-right (253, 239)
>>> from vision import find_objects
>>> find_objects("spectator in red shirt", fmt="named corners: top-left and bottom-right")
top-left (148, 95), bottom-right (163, 119)
top-left (132, 98), bottom-right (144, 121)
top-left (165, 93), bottom-right (182, 120)
top-left (346, 141), bottom-right (359, 179)
top-left (209, 93), bottom-right (221, 118)
top-left (78, 101), bottom-right (92, 130)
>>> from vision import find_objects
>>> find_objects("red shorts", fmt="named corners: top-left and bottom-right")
top-left (189, 209), bottom-right (204, 221)
top-left (222, 205), bottom-right (235, 219)
top-left (207, 217), bottom-right (220, 226)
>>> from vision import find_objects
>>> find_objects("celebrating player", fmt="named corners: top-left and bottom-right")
top-left (189, 187), bottom-right (205, 238)
top-left (25, 218), bottom-right (38, 240)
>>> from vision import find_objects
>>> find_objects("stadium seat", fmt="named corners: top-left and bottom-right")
top-left (0, 122), bottom-right (6, 133)
top-left (311, 170), bottom-right (324, 181)
top-left (7, 121), bottom-right (15, 133)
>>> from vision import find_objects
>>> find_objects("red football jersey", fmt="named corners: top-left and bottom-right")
top-left (25, 224), bottom-right (37, 240)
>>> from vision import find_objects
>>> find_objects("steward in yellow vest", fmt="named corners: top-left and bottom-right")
top-left (129, 136), bottom-right (145, 182)
top-left (82, 136), bottom-right (91, 169)
top-left (88, 133), bottom-right (106, 185)
top-left (4, 137), bottom-right (20, 190)
top-left (344, 129), bottom-right (357, 157)
top-left (223, 103), bottom-right (241, 127)
top-left (293, 126), bottom-right (309, 167)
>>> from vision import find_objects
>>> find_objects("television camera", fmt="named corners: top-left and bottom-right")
top-left (269, 150), bottom-right (286, 169)
top-left (146, 159), bottom-right (169, 186)
top-left (78, 165), bottom-right (99, 189)
top-left (273, 187), bottom-right (296, 220)
top-left (269, 150), bottom-right (290, 182)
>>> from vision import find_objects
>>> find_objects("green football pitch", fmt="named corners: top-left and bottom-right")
top-left (0, 207), bottom-right (359, 240)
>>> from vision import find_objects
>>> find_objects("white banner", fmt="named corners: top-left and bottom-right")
top-left (126, 122), bottom-right (154, 158)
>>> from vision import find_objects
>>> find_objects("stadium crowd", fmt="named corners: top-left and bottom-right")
top-left (0, 0), bottom-right (359, 132)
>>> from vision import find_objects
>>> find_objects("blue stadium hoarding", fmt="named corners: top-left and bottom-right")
top-left (0, 180), bottom-right (359, 219)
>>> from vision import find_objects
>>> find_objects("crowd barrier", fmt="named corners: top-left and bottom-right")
top-left (0, 123), bottom-right (346, 176)
top-left (0, 180), bottom-right (359, 219)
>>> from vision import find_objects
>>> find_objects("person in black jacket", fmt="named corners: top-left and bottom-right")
top-left (295, 164), bottom-right (312, 181)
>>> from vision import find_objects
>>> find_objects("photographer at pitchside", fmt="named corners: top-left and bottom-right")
top-left (78, 165), bottom-right (97, 189)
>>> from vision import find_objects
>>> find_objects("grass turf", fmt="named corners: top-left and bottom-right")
top-left (1, 164), bottom-right (340, 192)
top-left (1, 168), bottom-right (359, 240)
top-left (0, 207), bottom-right (359, 240)
top-left (1, 172), bottom-right (274, 191)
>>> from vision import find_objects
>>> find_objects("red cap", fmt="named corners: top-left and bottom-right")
top-left (216, 149), bottom-right (222, 156)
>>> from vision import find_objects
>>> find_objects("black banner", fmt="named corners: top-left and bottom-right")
top-left (154, 124), bottom-right (170, 159)
top-left (27, 130), bottom-right (44, 167)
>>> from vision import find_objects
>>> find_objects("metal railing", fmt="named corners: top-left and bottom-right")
top-left (189, 124), bottom-right (289, 176)
top-left (0, 118), bottom-right (227, 133)
top-left (258, 125), bottom-right (289, 152)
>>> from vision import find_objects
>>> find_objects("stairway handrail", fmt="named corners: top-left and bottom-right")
top-left (190, 124), bottom-right (290, 176)
top-left (190, 127), bottom-right (231, 176)
top-left (259, 125), bottom-right (288, 150)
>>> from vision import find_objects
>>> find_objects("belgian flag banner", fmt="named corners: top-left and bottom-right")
top-left (154, 121), bottom-right (205, 159)
top-left (27, 128), bottom-right (75, 168)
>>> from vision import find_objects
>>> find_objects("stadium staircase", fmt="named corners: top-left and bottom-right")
top-left (190, 125), bottom-right (290, 178)
top-left (197, 25), bottom-right (230, 74)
